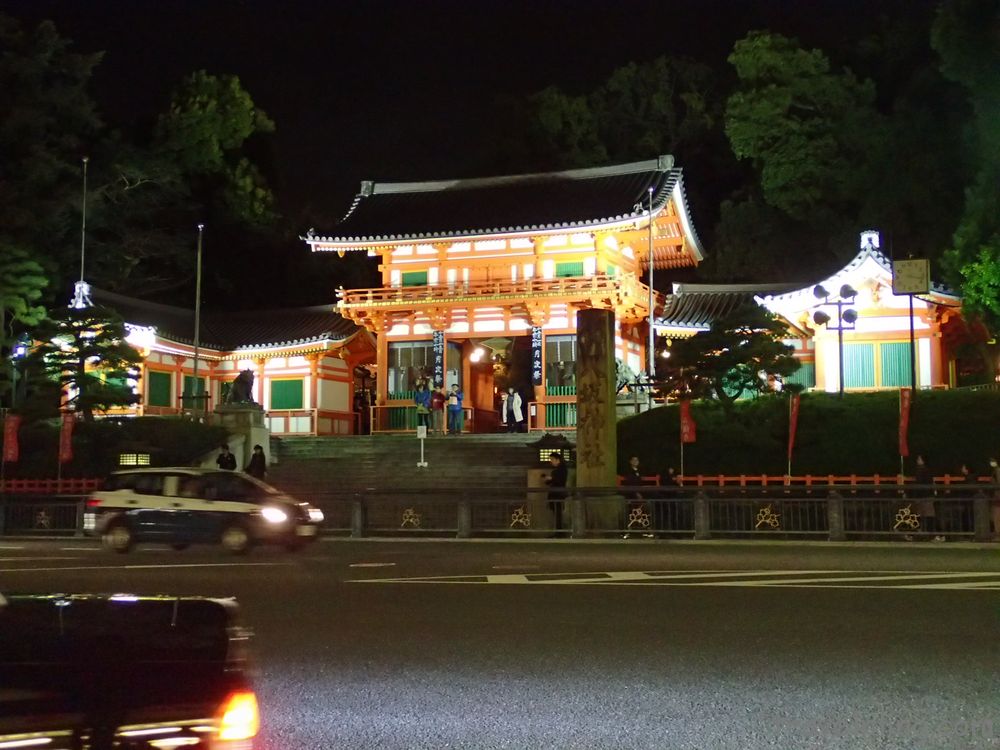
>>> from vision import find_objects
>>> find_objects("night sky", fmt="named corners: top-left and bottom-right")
top-left (4, 0), bottom-right (939, 306)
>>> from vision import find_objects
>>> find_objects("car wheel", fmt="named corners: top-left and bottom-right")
top-left (102, 522), bottom-right (133, 553)
top-left (220, 523), bottom-right (252, 554)
top-left (171, 542), bottom-right (190, 551)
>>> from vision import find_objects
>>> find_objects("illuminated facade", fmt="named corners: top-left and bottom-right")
top-left (304, 157), bottom-right (705, 431)
top-left (656, 239), bottom-right (964, 391)
top-left (93, 289), bottom-right (374, 435)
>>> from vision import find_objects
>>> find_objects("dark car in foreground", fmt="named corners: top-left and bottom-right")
top-left (0, 593), bottom-right (259, 749)
top-left (84, 468), bottom-right (324, 553)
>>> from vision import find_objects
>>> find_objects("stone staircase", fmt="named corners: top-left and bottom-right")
top-left (267, 433), bottom-right (568, 503)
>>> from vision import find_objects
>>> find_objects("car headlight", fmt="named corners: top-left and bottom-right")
top-left (261, 506), bottom-right (288, 524)
top-left (308, 507), bottom-right (324, 523)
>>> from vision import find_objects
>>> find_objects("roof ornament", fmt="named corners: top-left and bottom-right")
top-left (306, 227), bottom-right (315, 239)
top-left (360, 180), bottom-right (375, 197)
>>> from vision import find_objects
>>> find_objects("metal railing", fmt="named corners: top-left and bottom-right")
top-left (337, 273), bottom-right (654, 311)
top-left (2, 485), bottom-right (995, 543)
top-left (0, 496), bottom-right (85, 535)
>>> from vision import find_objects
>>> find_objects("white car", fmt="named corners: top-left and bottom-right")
top-left (85, 467), bottom-right (324, 553)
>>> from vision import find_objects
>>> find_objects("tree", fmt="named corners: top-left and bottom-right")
top-left (725, 32), bottom-right (884, 225)
top-left (660, 304), bottom-right (801, 411)
top-left (491, 56), bottom-right (725, 173)
top-left (0, 244), bottom-right (48, 340)
top-left (932, 0), bottom-right (1000, 330)
top-left (25, 305), bottom-right (142, 422)
top-left (155, 70), bottom-right (277, 226)
top-left (0, 14), bottom-right (102, 291)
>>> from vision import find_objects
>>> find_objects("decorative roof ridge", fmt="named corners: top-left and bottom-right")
top-left (671, 281), bottom-right (804, 295)
top-left (368, 155), bottom-right (676, 196)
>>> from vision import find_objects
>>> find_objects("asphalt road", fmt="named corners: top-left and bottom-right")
top-left (2, 538), bottom-right (1000, 749)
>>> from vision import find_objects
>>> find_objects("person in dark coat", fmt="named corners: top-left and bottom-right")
top-left (913, 454), bottom-right (942, 540)
top-left (545, 453), bottom-right (568, 532)
top-left (216, 444), bottom-right (236, 471)
top-left (246, 444), bottom-right (267, 480)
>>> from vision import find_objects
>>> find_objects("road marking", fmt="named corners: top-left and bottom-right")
top-left (349, 562), bottom-right (397, 568)
top-left (59, 547), bottom-right (100, 552)
top-left (0, 561), bottom-right (293, 573)
top-left (0, 557), bottom-right (84, 562)
top-left (351, 569), bottom-right (1000, 591)
top-left (492, 565), bottom-right (541, 570)
top-left (0, 545), bottom-right (25, 550)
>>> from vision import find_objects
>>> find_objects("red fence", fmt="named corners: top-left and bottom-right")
top-left (619, 474), bottom-right (990, 488)
top-left (0, 478), bottom-right (102, 494)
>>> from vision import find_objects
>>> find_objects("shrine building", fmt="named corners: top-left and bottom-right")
top-left (91, 288), bottom-right (375, 436)
top-left (303, 156), bottom-right (705, 432)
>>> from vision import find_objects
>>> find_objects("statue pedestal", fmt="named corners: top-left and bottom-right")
top-left (214, 403), bottom-right (265, 430)
top-left (214, 403), bottom-right (269, 469)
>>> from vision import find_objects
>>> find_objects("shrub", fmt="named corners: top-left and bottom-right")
top-left (617, 390), bottom-right (1000, 478)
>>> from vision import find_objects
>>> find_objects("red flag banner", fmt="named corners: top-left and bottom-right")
top-left (787, 393), bottom-right (801, 462)
top-left (59, 412), bottom-right (76, 464)
top-left (898, 388), bottom-right (911, 458)
top-left (3, 414), bottom-right (21, 463)
top-left (680, 399), bottom-right (697, 444)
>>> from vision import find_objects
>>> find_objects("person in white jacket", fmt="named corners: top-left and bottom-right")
top-left (501, 387), bottom-right (523, 432)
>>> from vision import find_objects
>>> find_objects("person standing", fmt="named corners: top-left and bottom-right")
top-left (431, 384), bottom-right (446, 436)
top-left (245, 444), bottom-right (267, 480)
top-left (414, 380), bottom-right (432, 430)
top-left (216, 444), bottom-right (236, 471)
top-left (501, 386), bottom-right (523, 433)
top-left (447, 384), bottom-right (464, 435)
top-left (545, 453), bottom-right (568, 533)
top-left (991, 457), bottom-right (1000, 541)
top-left (622, 455), bottom-right (650, 538)
top-left (913, 454), bottom-right (941, 541)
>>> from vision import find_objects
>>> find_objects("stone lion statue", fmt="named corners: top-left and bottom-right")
top-left (225, 369), bottom-right (256, 404)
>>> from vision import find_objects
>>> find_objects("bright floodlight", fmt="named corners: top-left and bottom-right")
top-left (813, 311), bottom-right (831, 326)
top-left (840, 284), bottom-right (857, 299)
top-left (813, 285), bottom-right (829, 300)
top-left (843, 309), bottom-right (858, 324)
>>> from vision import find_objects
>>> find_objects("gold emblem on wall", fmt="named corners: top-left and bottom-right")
top-left (401, 508), bottom-right (422, 528)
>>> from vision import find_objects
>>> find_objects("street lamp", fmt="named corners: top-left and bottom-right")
top-left (813, 283), bottom-right (858, 397)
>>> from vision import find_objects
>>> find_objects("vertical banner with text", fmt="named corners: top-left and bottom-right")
top-left (680, 399), bottom-right (697, 444)
top-left (3, 414), bottom-right (21, 463)
top-left (432, 330), bottom-right (445, 387)
top-left (531, 327), bottom-right (543, 387)
top-left (898, 388), bottom-right (911, 458)
top-left (787, 393), bottom-right (801, 464)
top-left (59, 412), bottom-right (76, 464)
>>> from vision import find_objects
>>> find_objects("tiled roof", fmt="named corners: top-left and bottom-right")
top-left (305, 156), bottom-right (704, 257)
top-left (91, 288), bottom-right (357, 350)
top-left (658, 283), bottom-right (803, 331)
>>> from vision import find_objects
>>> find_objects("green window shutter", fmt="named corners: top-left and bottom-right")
top-left (270, 379), bottom-right (304, 409)
top-left (785, 362), bottom-right (816, 388)
top-left (843, 344), bottom-right (875, 388)
top-left (555, 262), bottom-right (584, 278)
top-left (182, 375), bottom-right (207, 408)
top-left (402, 271), bottom-right (428, 287)
top-left (880, 342), bottom-right (912, 387)
top-left (606, 264), bottom-right (617, 277)
top-left (147, 371), bottom-right (172, 407)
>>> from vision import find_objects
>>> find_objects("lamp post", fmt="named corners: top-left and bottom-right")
top-left (191, 224), bottom-right (204, 416)
top-left (647, 186), bottom-right (655, 379)
top-left (812, 283), bottom-right (858, 397)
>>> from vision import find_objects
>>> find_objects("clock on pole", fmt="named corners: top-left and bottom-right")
top-left (892, 259), bottom-right (930, 295)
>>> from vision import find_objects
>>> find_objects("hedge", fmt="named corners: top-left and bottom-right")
top-left (617, 390), bottom-right (1000, 478)
top-left (0, 417), bottom-right (228, 479)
